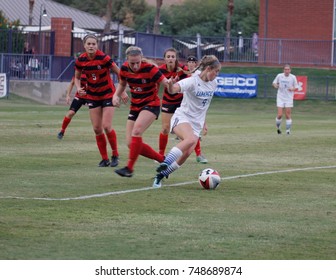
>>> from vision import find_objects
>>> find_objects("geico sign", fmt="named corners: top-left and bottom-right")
top-left (217, 77), bottom-right (257, 87)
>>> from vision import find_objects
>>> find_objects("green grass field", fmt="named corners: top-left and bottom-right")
top-left (0, 93), bottom-right (335, 260)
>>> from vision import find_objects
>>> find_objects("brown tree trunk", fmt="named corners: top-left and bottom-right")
top-left (226, 0), bottom-right (234, 59)
top-left (103, 0), bottom-right (112, 34)
top-left (153, 0), bottom-right (163, 34)
top-left (28, 0), bottom-right (35, 25)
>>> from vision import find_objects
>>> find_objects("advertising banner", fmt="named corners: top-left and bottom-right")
top-left (215, 74), bottom-right (258, 98)
top-left (0, 73), bottom-right (7, 98)
top-left (294, 75), bottom-right (307, 100)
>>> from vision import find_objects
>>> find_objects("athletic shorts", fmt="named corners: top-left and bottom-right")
top-left (86, 98), bottom-right (114, 109)
top-left (69, 97), bottom-right (87, 113)
top-left (161, 103), bottom-right (180, 114)
top-left (128, 105), bottom-right (160, 121)
top-left (170, 111), bottom-right (202, 137)
top-left (277, 97), bottom-right (293, 108)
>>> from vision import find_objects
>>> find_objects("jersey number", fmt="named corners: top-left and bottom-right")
top-left (202, 99), bottom-right (209, 107)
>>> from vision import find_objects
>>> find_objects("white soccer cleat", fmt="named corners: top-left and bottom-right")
top-left (153, 173), bottom-right (164, 188)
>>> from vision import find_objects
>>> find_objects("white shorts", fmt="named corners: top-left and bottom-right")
top-left (170, 111), bottom-right (202, 137)
top-left (277, 97), bottom-right (293, 108)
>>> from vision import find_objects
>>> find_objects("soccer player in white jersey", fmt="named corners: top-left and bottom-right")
top-left (187, 56), bottom-right (208, 164)
top-left (272, 64), bottom-right (299, 135)
top-left (153, 55), bottom-right (221, 188)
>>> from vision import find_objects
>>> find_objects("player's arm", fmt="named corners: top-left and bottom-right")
top-left (65, 78), bottom-right (75, 104)
top-left (74, 70), bottom-right (86, 96)
top-left (289, 77), bottom-right (299, 92)
top-left (113, 79), bottom-right (128, 107)
top-left (272, 80), bottom-right (279, 89)
top-left (272, 83), bottom-right (279, 89)
top-left (166, 77), bottom-right (181, 94)
top-left (110, 63), bottom-right (120, 77)
top-left (272, 75), bottom-right (280, 89)
top-left (110, 64), bottom-right (129, 105)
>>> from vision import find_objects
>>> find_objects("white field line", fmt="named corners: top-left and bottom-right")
top-left (1, 165), bottom-right (335, 201)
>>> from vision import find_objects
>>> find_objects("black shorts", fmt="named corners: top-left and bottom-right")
top-left (86, 98), bottom-right (114, 109)
top-left (69, 97), bottom-right (87, 113)
top-left (161, 103), bottom-right (180, 114)
top-left (128, 106), bottom-right (160, 121)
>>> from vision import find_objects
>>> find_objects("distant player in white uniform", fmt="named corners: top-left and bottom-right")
top-left (153, 55), bottom-right (221, 188)
top-left (272, 64), bottom-right (298, 135)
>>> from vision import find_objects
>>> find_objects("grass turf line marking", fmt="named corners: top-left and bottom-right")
top-left (1, 165), bottom-right (335, 201)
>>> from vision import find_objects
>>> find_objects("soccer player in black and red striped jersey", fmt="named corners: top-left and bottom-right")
top-left (112, 46), bottom-right (171, 177)
top-left (158, 48), bottom-right (189, 156)
top-left (74, 34), bottom-right (128, 168)
top-left (57, 72), bottom-right (88, 140)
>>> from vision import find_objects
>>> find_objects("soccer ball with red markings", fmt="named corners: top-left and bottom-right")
top-left (198, 168), bottom-right (221, 190)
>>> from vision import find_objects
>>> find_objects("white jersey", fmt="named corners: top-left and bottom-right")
top-left (191, 69), bottom-right (201, 76)
top-left (272, 73), bottom-right (298, 104)
top-left (171, 74), bottom-right (217, 135)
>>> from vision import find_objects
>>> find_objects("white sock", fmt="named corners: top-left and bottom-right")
top-left (164, 147), bottom-right (183, 165)
top-left (286, 119), bottom-right (292, 131)
top-left (162, 161), bottom-right (180, 177)
top-left (276, 117), bottom-right (282, 128)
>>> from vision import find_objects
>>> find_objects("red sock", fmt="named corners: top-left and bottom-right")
top-left (96, 134), bottom-right (108, 160)
top-left (106, 129), bottom-right (118, 157)
top-left (127, 136), bottom-right (143, 171)
top-left (194, 138), bottom-right (201, 156)
top-left (159, 132), bottom-right (169, 155)
top-left (141, 142), bottom-right (165, 162)
top-left (61, 116), bottom-right (71, 133)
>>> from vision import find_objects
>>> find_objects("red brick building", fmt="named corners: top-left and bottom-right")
top-left (258, 0), bottom-right (335, 65)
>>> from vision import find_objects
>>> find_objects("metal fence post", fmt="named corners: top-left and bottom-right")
top-left (0, 54), bottom-right (3, 73)
top-left (50, 31), bottom-right (55, 55)
top-left (278, 39), bottom-right (282, 65)
top-left (197, 33), bottom-right (201, 60)
top-left (263, 74), bottom-right (268, 98)
top-left (331, 40), bottom-right (335, 67)
top-left (326, 76), bottom-right (329, 100)
top-left (118, 29), bottom-right (124, 68)
top-left (8, 29), bottom-right (13, 53)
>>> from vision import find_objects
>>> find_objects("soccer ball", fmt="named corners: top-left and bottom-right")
top-left (198, 168), bottom-right (221, 190)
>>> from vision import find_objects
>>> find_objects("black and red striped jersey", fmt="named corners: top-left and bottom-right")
top-left (119, 61), bottom-right (165, 111)
top-left (75, 50), bottom-right (116, 100)
top-left (159, 63), bottom-right (189, 105)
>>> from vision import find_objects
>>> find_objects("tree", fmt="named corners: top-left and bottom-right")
top-left (109, 0), bottom-right (149, 28)
top-left (0, 11), bottom-right (22, 53)
top-left (163, 0), bottom-right (227, 36)
top-left (53, 0), bottom-right (149, 30)
top-left (153, 0), bottom-right (162, 34)
top-left (232, 0), bottom-right (259, 37)
top-left (226, 0), bottom-right (234, 58)
top-left (28, 0), bottom-right (35, 25)
top-left (103, 0), bottom-right (112, 34)
top-left (52, 0), bottom-right (259, 37)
